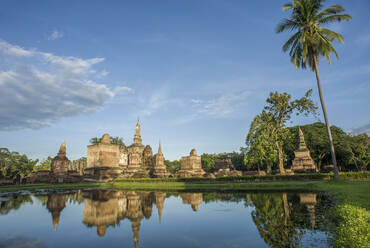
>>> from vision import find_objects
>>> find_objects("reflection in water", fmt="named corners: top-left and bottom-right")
top-left (0, 190), bottom-right (330, 248)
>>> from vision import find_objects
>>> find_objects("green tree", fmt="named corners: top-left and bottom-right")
top-left (34, 156), bottom-right (52, 171)
top-left (0, 148), bottom-right (38, 179)
top-left (89, 137), bottom-right (101, 145)
top-left (201, 153), bottom-right (217, 172)
top-left (249, 91), bottom-right (316, 174)
top-left (89, 136), bottom-right (125, 148)
top-left (164, 159), bottom-right (181, 173)
top-left (110, 136), bottom-right (126, 148)
top-left (276, 0), bottom-right (351, 179)
top-left (347, 134), bottom-right (370, 171)
top-left (246, 116), bottom-right (277, 173)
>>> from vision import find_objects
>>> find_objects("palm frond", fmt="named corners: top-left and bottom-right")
top-left (276, 18), bottom-right (298, 33)
top-left (318, 14), bottom-right (352, 24)
top-left (319, 27), bottom-right (344, 43)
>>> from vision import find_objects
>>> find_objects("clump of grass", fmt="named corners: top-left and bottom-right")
top-left (329, 204), bottom-right (370, 248)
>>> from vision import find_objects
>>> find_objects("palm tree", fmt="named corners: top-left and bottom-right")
top-left (276, 0), bottom-right (351, 179)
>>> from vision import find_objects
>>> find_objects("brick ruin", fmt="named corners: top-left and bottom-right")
top-left (291, 128), bottom-right (318, 173)
top-left (176, 149), bottom-right (205, 178)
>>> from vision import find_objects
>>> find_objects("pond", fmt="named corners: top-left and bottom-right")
top-left (0, 189), bottom-right (334, 248)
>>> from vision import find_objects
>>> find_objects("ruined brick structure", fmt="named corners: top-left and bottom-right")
top-left (176, 149), bottom-right (205, 178)
top-left (85, 120), bottom-right (154, 180)
top-left (152, 142), bottom-right (171, 178)
top-left (291, 128), bottom-right (318, 173)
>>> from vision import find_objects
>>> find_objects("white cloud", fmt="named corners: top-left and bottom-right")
top-left (0, 40), bottom-right (35, 56)
top-left (47, 29), bottom-right (64, 40)
top-left (97, 69), bottom-right (109, 78)
top-left (191, 91), bottom-right (250, 118)
top-left (0, 40), bottom-right (132, 130)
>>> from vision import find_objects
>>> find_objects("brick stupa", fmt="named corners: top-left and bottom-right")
top-left (291, 128), bottom-right (318, 173)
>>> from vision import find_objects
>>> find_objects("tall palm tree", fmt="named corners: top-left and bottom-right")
top-left (276, 0), bottom-right (351, 179)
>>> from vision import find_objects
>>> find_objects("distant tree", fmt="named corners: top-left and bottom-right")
top-left (164, 160), bottom-right (181, 173)
top-left (347, 134), bottom-right (370, 171)
top-left (277, 0), bottom-right (351, 179)
top-left (110, 136), bottom-right (126, 148)
top-left (248, 91), bottom-right (317, 174)
top-left (0, 148), bottom-right (38, 179)
top-left (89, 136), bottom-right (125, 148)
top-left (246, 116), bottom-right (278, 173)
top-left (34, 157), bottom-right (52, 171)
top-left (89, 137), bottom-right (101, 145)
top-left (201, 153), bottom-right (217, 172)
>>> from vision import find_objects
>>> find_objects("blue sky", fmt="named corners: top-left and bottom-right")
top-left (0, 0), bottom-right (369, 161)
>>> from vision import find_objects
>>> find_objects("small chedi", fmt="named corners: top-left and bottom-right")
top-left (27, 141), bottom-right (82, 183)
top-left (176, 149), bottom-right (205, 178)
top-left (152, 142), bottom-right (171, 178)
top-left (291, 128), bottom-right (318, 173)
top-left (51, 141), bottom-right (70, 182)
top-left (213, 155), bottom-right (242, 177)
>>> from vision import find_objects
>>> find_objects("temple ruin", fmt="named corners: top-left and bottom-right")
top-left (291, 128), bottom-right (318, 173)
top-left (176, 149), bottom-right (205, 178)
top-left (153, 142), bottom-right (171, 178)
top-left (85, 119), bottom-right (153, 180)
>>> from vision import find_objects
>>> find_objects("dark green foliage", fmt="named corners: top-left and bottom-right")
top-left (33, 156), bottom-right (52, 172)
top-left (0, 148), bottom-right (39, 179)
top-left (329, 204), bottom-right (370, 248)
top-left (164, 159), bottom-right (181, 173)
top-left (201, 153), bottom-right (217, 172)
top-left (277, 0), bottom-right (351, 70)
top-left (89, 136), bottom-right (126, 148)
top-left (284, 123), bottom-right (370, 172)
top-left (113, 172), bottom-right (369, 183)
top-left (245, 91), bottom-right (317, 174)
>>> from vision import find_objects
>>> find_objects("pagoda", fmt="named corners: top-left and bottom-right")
top-left (291, 128), bottom-right (318, 173)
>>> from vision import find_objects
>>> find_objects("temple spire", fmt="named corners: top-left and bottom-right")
top-left (158, 141), bottom-right (162, 155)
top-left (298, 127), bottom-right (307, 150)
top-left (58, 140), bottom-right (66, 156)
top-left (133, 118), bottom-right (142, 144)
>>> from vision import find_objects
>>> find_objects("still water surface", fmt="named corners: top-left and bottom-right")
top-left (0, 189), bottom-right (333, 248)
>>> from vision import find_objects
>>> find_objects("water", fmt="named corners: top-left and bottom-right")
top-left (0, 189), bottom-right (333, 248)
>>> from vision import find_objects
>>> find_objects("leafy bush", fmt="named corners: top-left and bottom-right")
top-left (114, 172), bottom-right (369, 183)
top-left (330, 204), bottom-right (370, 248)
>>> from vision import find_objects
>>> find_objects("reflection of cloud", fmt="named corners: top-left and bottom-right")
top-left (0, 235), bottom-right (47, 248)
top-left (0, 40), bottom-right (132, 130)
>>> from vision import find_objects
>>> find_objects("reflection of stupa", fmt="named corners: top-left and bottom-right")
top-left (181, 193), bottom-right (203, 211)
top-left (154, 192), bottom-right (166, 223)
top-left (82, 190), bottom-right (120, 237)
top-left (46, 194), bottom-right (67, 231)
top-left (299, 193), bottom-right (317, 229)
top-left (81, 190), bottom-right (155, 247)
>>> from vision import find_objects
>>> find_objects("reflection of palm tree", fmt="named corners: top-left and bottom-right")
top-left (249, 193), bottom-right (301, 247)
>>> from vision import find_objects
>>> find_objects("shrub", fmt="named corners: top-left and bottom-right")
top-left (330, 204), bottom-right (370, 248)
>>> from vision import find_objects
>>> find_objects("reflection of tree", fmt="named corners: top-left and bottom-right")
top-left (0, 195), bottom-right (33, 215)
top-left (249, 193), bottom-right (302, 248)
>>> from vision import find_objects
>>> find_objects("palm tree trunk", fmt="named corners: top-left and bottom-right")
top-left (276, 143), bottom-right (286, 175)
top-left (313, 55), bottom-right (339, 179)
